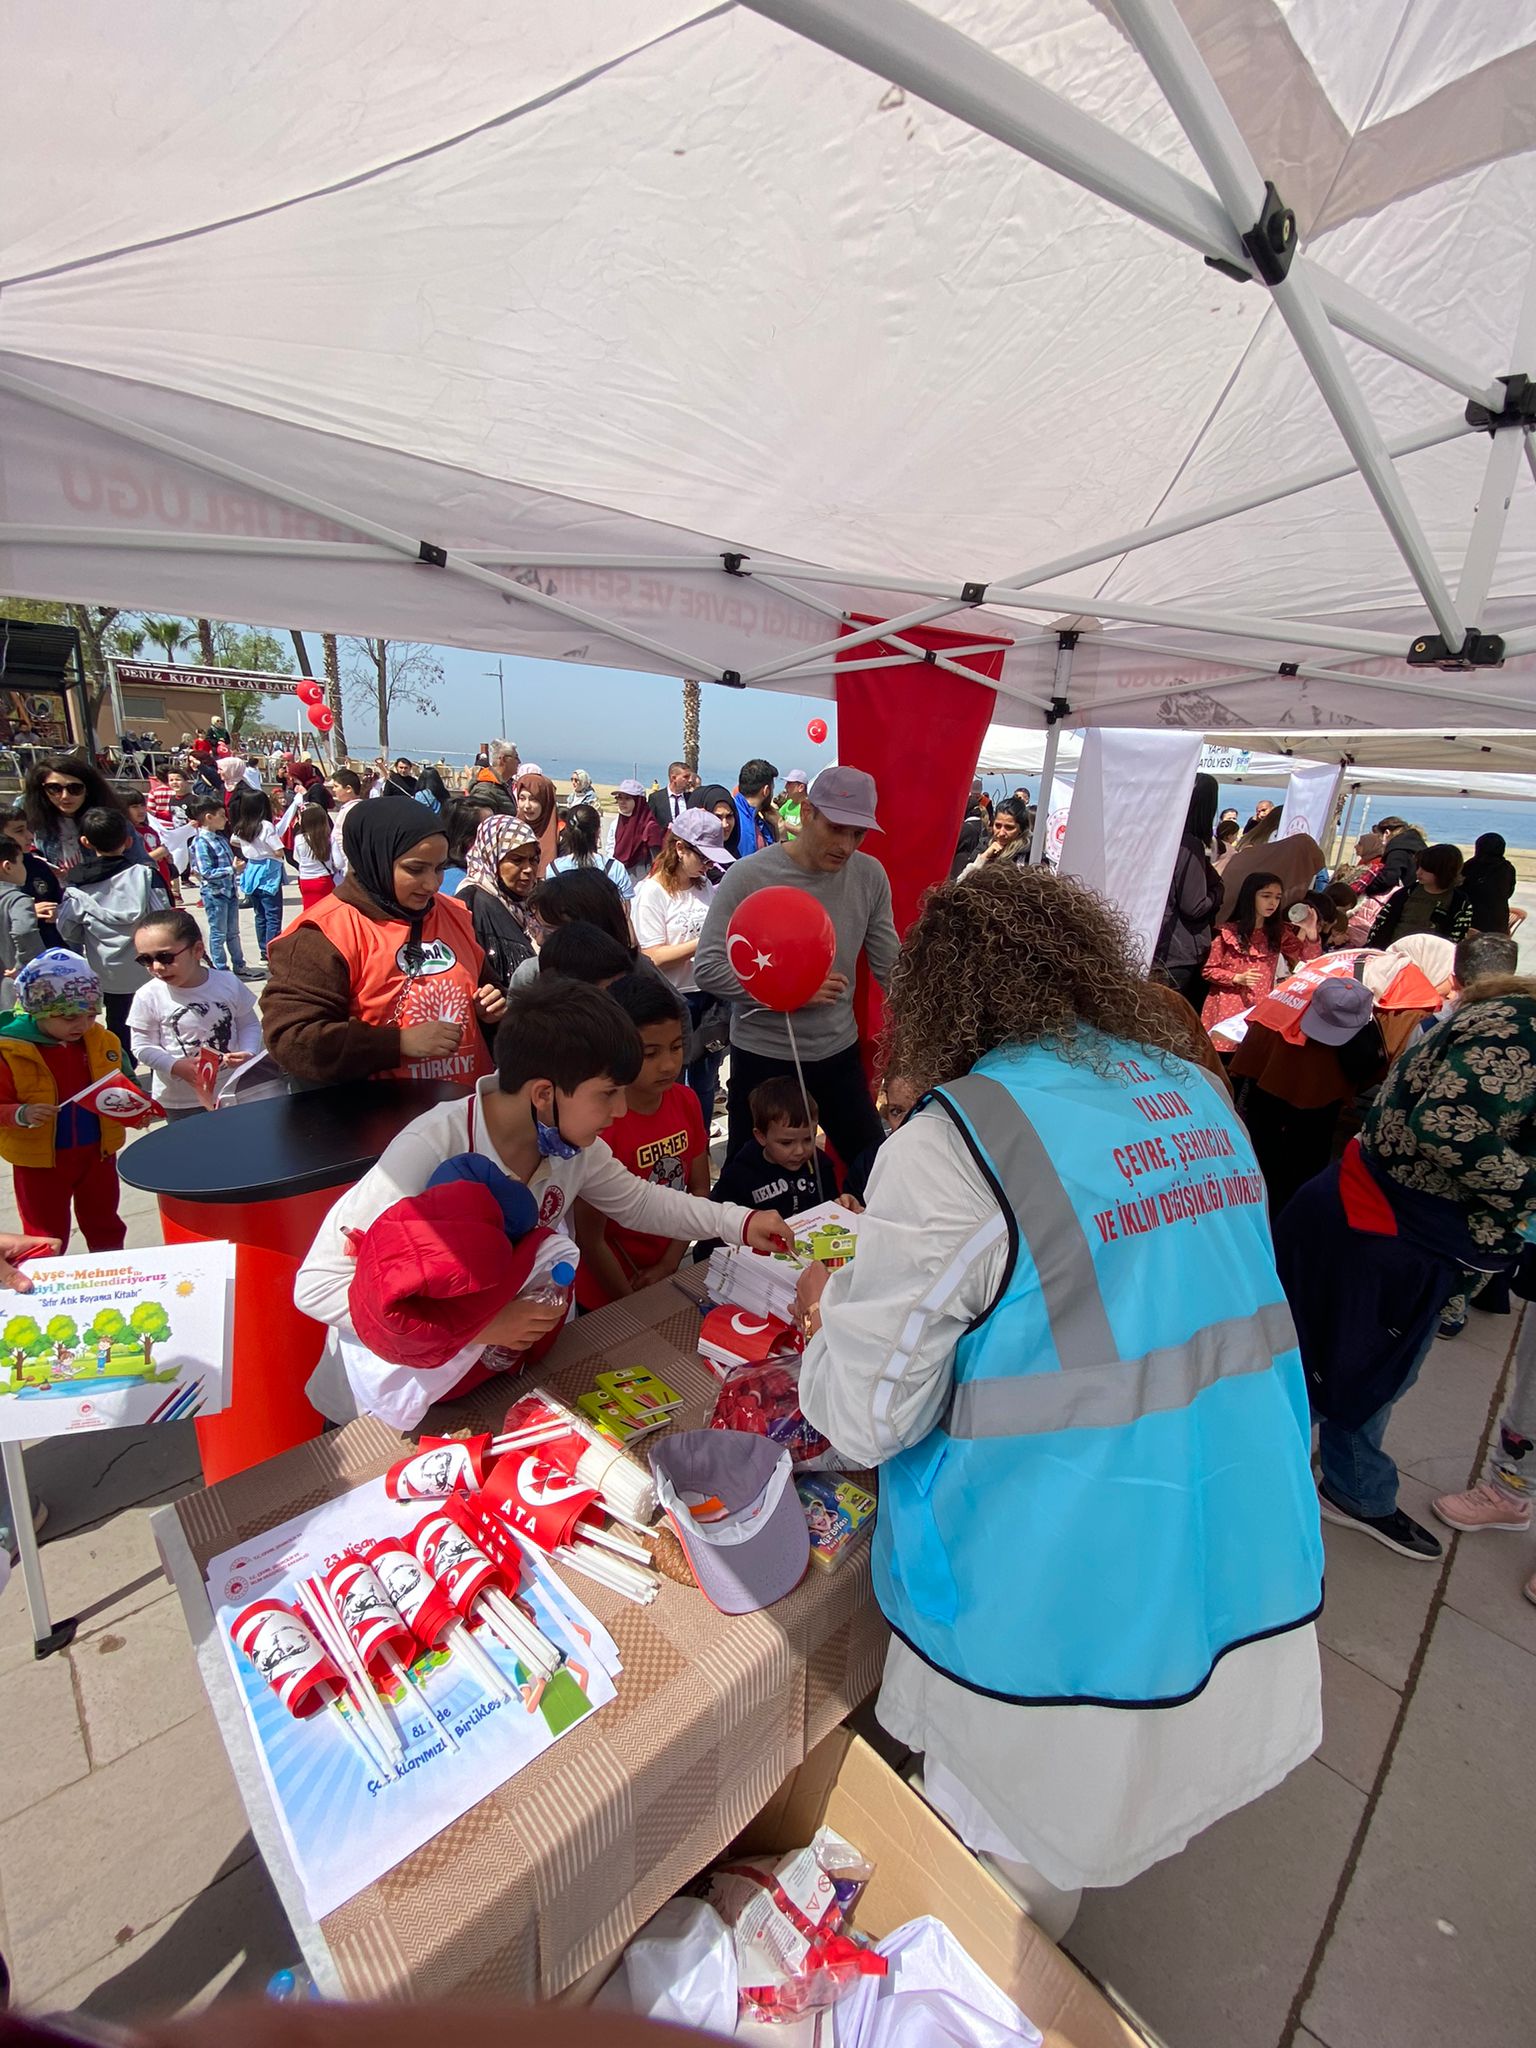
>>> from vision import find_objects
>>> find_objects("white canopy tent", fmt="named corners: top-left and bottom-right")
top-left (977, 725), bottom-right (1536, 804)
top-left (5, 2), bottom-right (1536, 742)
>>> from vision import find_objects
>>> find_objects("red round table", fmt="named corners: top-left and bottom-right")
top-left (119, 1080), bottom-right (458, 1482)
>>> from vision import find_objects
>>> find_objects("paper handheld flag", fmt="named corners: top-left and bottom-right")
top-left (62, 1069), bottom-right (163, 1127)
top-left (192, 1047), bottom-right (222, 1108)
top-left (385, 1436), bottom-right (490, 1502)
top-left (232, 1598), bottom-right (341, 1719)
top-left (363, 1539), bottom-right (458, 1648)
top-left (410, 1510), bottom-right (503, 1616)
top-left (484, 1449), bottom-right (602, 1553)
top-left (323, 1558), bottom-right (416, 1679)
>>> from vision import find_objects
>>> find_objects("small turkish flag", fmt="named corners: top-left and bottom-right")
top-left (63, 1070), bottom-right (163, 1127)
top-left (193, 1048), bottom-right (222, 1107)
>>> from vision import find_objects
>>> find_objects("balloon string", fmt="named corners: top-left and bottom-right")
top-left (783, 1012), bottom-right (824, 1204)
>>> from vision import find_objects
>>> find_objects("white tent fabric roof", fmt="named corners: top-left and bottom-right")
top-left (975, 724), bottom-right (1536, 803)
top-left (6, 2), bottom-right (1536, 736)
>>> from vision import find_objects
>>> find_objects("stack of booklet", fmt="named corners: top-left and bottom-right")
top-left (703, 1202), bottom-right (861, 1326)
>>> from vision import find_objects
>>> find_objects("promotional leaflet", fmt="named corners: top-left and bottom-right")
top-left (207, 1473), bottom-right (618, 1917)
top-left (0, 1240), bottom-right (231, 1442)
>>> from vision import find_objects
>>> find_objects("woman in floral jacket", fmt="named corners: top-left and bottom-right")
top-left (1274, 977), bottom-right (1536, 1564)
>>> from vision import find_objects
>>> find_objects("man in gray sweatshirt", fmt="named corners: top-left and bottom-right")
top-left (696, 766), bottom-right (900, 1163)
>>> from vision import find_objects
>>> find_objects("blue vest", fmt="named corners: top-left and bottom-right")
top-left (874, 1037), bottom-right (1323, 1707)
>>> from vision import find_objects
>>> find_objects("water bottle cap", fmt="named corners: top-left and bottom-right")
top-left (551, 1261), bottom-right (576, 1285)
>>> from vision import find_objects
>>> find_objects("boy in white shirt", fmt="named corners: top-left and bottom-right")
top-left (296, 977), bottom-right (792, 1422)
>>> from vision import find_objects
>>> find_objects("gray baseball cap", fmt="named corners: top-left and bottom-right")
top-left (650, 1430), bottom-right (810, 1614)
top-left (1300, 975), bottom-right (1374, 1045)
top-left (807, 765), bottom-right (880, 831)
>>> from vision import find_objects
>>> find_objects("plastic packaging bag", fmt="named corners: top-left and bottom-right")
top-left (705, 1826), bottom-right (885, 2023)
top-left (595, 1897), bottom-right (738, 2034)
top-left (710, 1360), bottom-right (830, 1468)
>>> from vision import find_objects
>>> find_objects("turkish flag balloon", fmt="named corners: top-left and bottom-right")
top-left (307, 704), bottom-right (335, 732)
top-left (726, 888), bottom-right (836, 1013)
top-left (807, 717), bottom-right (829, 745)
top-left (295, 679), bottom-right (325, 706)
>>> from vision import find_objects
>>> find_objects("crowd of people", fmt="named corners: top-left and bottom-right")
top-left (0, 733), bottom-right (1531, 1927)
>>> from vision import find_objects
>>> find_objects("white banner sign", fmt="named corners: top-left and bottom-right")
top-left (1279, 761), bottom-right (1341, 844)
top-left (1058, 729), bottom-right (1202, 965)
top-left (1199, 745), bottom-right (1252, 775)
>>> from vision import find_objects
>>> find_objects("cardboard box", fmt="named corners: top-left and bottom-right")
top-left (733, 1730), bottom-right (1146, 2048)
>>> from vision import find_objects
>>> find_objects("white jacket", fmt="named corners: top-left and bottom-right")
top-left (296, 1079), bottom-right (754, 1423)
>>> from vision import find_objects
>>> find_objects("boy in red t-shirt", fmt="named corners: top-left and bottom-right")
top-left (572, 973), bottom-right (708, 1307)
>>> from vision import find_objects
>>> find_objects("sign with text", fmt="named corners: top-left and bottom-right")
top-left (111, 661), bottom-right (297, 698)
top-left (0, 1240), bottom-right (232, 1440)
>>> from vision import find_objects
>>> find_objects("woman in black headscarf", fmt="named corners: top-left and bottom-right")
top-left (1153, 772), bottom-right (1222, 1003)
top-left (692, 783), bottom-right (743, 863)
top-left (263, 796), bottom-right (496, 1091)
top-left (1460, 832), bottom-right (1520, 934)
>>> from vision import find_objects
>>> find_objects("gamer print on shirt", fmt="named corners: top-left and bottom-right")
top-left (634, 1129), bottom-right (689, 1193)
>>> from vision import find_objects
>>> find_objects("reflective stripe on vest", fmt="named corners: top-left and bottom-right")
top-left (937, 1071), bottom-right (1297, 1439)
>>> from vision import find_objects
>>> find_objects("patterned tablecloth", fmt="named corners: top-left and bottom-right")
top-left (164, 1263), bottom-right (888, 2001)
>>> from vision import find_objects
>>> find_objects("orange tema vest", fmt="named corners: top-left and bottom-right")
top-left (303, 890), bottom-right (492, 1089)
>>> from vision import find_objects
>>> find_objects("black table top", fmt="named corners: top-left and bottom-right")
top-left (118, 1079), bottom-right (461, 1203)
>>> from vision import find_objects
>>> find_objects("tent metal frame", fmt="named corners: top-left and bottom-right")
top-left (6, 0), bottom-right (1536, 724)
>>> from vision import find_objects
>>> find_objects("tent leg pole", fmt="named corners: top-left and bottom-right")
top-left (2, 1441), bottom-right (75, 1659)
top-left (1030, 722), bottom-right (1062, 864)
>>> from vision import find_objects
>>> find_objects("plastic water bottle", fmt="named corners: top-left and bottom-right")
top-left (527, 1258), bottom-right (578, 1314)
top-left (266, 1967), bottom-right (318, 2000)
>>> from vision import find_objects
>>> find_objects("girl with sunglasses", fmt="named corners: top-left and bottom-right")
top-left (21, 754), bottom-right (136, 880)
top-left (125, 908), bottom-right (262, 1120)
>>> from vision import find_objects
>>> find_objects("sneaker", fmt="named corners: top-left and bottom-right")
top-left (0, 1495), bottom-right (48, 1561)
top-left (1524, 1571), bottom-right (1536, 1609)
top-left (1318, 1488), bottom-right (1443, 1560)
top-left (234, 965), bottom-right (265, 981)
top-left (1432, 1480), bottom-right (1531, 1533)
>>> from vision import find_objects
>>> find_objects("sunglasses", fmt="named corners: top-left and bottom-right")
top-left (43, 780), bottom-right (85, 797)
top-left (135, 943), bottom-right (194, 968)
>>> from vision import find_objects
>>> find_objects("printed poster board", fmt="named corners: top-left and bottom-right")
top-left (206, 1475), bottom-right (619, 1918)
top-left (0, 1240), bottom-right (232, 1441)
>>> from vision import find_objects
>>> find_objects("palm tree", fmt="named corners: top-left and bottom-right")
top-left (682, 677), bottom-right (701, 774)
top-left (142, 617), bottom-right (189, 666)
top-left (195, 619), bottom-right (216, 667)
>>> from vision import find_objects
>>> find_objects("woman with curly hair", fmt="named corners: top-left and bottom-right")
top-left (795, 865), bottom-right (1323, 1925)
top-left (1275, 976), bottom-right (1536, 1565)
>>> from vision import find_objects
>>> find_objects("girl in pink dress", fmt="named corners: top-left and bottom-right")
top-left (1201, 871), bottom-right (1321, 1035)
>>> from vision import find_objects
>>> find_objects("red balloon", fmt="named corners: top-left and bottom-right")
top-left (307, 704), bottom-right (335, 732)
top-left (726, 888), bottom-right (836, 1014)
top-left (296, 679), bottom-right (325, 706)
top-left (806, 717), bottom-right (829, 745)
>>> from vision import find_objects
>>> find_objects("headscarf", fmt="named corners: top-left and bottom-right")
top-left (16, 948), bottom-right (100, 1018)
top-left (341, 796), bottom-right (447, 932)
top-left (217, 756), bottom-right (247, 792)
top-left (514, 771), bottom-right (558, 872)
top-left (463, 813), bottom-right (538, 925)
top-left (1386, 931), bottom-right (1456, 989)
top-left (613, 789), bottom-right (664, 871)
top-left (693, 783), bottom-right (742, 859)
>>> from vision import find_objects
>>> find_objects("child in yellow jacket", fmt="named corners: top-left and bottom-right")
top-left (0, 950), bottom-right (127, 1253)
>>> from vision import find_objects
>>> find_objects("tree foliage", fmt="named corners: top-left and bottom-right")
top-left (343, 638), bottom-right (442, 753)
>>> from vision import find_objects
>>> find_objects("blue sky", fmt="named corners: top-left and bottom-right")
top-left (273, 643), bottom-right (839, 783)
